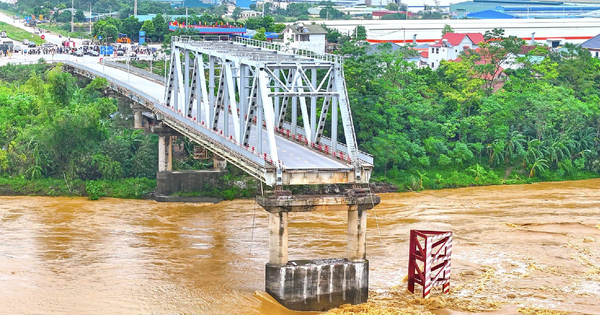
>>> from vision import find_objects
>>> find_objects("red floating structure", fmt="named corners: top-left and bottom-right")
top-left (408, 230), bottom-right (452, 298)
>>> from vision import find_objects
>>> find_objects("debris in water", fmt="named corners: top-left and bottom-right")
top-left (517, 307), bottom-right (569, 315)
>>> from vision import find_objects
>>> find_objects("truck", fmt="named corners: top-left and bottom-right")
top-left (62, 40), bottom-right (76, 48)
top-left (116, 34), bottom-right (131, 44)
top-left (3, 40), bottom-right (14, 51)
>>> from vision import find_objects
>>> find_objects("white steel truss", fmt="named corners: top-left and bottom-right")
top-left (164, 36), bottom-right (373, 186)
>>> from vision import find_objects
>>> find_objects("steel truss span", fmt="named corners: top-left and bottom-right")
top-left (161, 36), bottom-right (372, 186)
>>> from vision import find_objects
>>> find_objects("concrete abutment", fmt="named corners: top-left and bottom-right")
top-left (257, 190), bottom-right (380, 311)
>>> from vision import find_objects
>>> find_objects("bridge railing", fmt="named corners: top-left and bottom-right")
top-left (233, 37), bottom-right (344, 65)
top-left (59, 60), bottom-right (271, 169)
top-left (172, 36), bottom-right (343, 65)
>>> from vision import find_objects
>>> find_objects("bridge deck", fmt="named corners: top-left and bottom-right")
top-left (77, 58), bottom-right (351, 171)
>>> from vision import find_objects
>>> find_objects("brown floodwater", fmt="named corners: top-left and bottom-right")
top-left (1, 179), bottom-right (599, 315)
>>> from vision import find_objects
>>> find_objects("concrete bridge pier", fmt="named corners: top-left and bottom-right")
top-left (130, 104), bottom-right (149, 129)
top-left (257, 190), bottom-right (380, 312)
top-left (152, 125), bottom-right (178, 172)
top-left (213, 155), bottom-right (228, 171)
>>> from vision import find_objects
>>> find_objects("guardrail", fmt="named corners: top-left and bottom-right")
top-left (101, 59), bottom-right (165, 83)
top-left (172, 36), bottom-right (343, 65)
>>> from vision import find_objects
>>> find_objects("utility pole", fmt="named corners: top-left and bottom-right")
top-left (89, 2), bottom-right (92, 34)
top-left (134, 0), bottom-right (138, 16)
top-left (186, 7), bottom-right (188, 25)
top-left (109, 5), bottom-right (111, 17)
top-left (71, 0), bottom-right (74, 32)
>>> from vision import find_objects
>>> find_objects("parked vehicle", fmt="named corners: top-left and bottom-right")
top-left (28, 42), bottom-right (36, 48)
top-left (74, 50), bottom-right (84, 57)
top-left (89, 50), bottom-right (99, 56)
top-left (13, 45), bottom-right (21, 52)
top-left (0, 31), bottom-right (6, 38)
top-left (3, 40), bottom-right (14, 50)
top-left (22, 39), bottom-right (29, 45)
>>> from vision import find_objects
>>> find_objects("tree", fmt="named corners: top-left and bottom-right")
top-left (103, 24), bottom-right (118, 43)
top-left (75, 9), bottom-right (85, 23)
top-left (253, 27), bottom-right (267, 41)
top-left (385, 2), bottom-right (399, 10)
top-left (140, 20), bottom-right (155, 39)
top-left (152, 14), bottom-right (168, 42)
top-left (57, 10), bottom-right (71, 23)
top-left (121, 16), bottom-right (142, 42)
top-left (442, 24), bottom-right (454, 35)
top-left (355, 25), bottom-right (367, 40)
top-left (381, 13), bottom-right (407, 20)
top-left (320, 7), bottom-right (345, 19)
top-left (232, 7), bottom-right (242, 22)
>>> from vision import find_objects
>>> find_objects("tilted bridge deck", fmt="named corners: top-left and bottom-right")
top-left (63, 37), bottom-right (372, 186)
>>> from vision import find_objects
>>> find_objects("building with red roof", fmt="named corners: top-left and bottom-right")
top-left (427, 32), bottom-right (485, 69)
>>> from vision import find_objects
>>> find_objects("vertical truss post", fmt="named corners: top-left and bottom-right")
top-left (258, 68), bottom-right (279, 166)
top-left (314, 74), bottom-right (334, 144)
top-left (174, 48), bottom-right (184, 114)
top-left (184, 49), bottom-right (190, 109)
top-left (257, 72), bottom-right (263, 155)
top-left (277, 70), bottom-right (294, 129)
top-left (331, 94), bottom-right (338, 153)
top-left (239, 64), bottom-right (247, 141)
top-left (333, 65), bottom-right (360, 179)
top-left (296, 75), bottom-right (312, 145)
top-left (274, 69), bottom-right (280, 118)
top-left (208, 56), bottom-right (215, 129)
top-left (311, 68), bottom-right (317, 136)
top-left (224, 61), bottom-right (241, 143)
top-left (198, 56), bottom-right (210, 125)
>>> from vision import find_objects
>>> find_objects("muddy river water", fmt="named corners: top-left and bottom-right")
top-left (1, 179), bottom-right (599, 315)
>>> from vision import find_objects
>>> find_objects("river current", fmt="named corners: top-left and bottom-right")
top-left (1, 179), bottom-right (599, 314)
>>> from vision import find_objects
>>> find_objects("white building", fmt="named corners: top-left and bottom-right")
top-left (428, 32), bottom-right (484, 69)
top-left (282, 23), bottom-right (328, 55)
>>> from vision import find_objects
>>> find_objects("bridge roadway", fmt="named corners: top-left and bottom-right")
top-left (47, 54), bottom-right (371, 185)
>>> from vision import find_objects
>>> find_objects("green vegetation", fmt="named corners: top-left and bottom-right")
top-left (37, 24), bottom-right (93, 40)
top-left (0, 177), bottom-right (155, 199)
top-left (340, 30), bottom-right (600, 191)
top-left (0, 21), bottom-right (45, 45)
top-left (0, 62), bottom-right (162, 199)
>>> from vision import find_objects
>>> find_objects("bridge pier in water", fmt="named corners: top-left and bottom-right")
top-left (258, 190), bottom-right (380, 311)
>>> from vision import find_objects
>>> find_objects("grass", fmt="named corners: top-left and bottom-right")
top-left (0, 21), bottom-right (45, 45)
top-left (38, 23), bottom-right (93, 40)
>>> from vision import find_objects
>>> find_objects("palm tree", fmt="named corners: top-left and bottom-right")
top-left (523, 139), bottom-right (544, 168)
top-left (505, 131), bottom-right (526, 163)
top-left (529, 157), bottom-right (548, 178)
top-left (487, 139), bottom-right (505, 165)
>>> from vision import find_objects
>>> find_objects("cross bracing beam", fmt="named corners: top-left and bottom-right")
top-left (161, 37), bottom-right (372, 185)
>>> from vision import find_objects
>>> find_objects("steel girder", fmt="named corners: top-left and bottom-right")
top-left (164, 37), bottom-right (372, 185)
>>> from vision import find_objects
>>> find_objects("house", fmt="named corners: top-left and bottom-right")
top-left (239, 10), bottom-right (260, 18)
top-left (419, 50), bottom-right (429, 68)
top-left (282, 23), bottom-right (328, 55)
top-left (427, 32), bottom-right (484, 69)
top-left (501, 45), bottom-right (550, 69)
top-left (581, 33), bottom-right (600, 58)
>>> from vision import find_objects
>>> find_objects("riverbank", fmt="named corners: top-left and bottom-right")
top-left (0, 177), bottom-right (156, 199)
